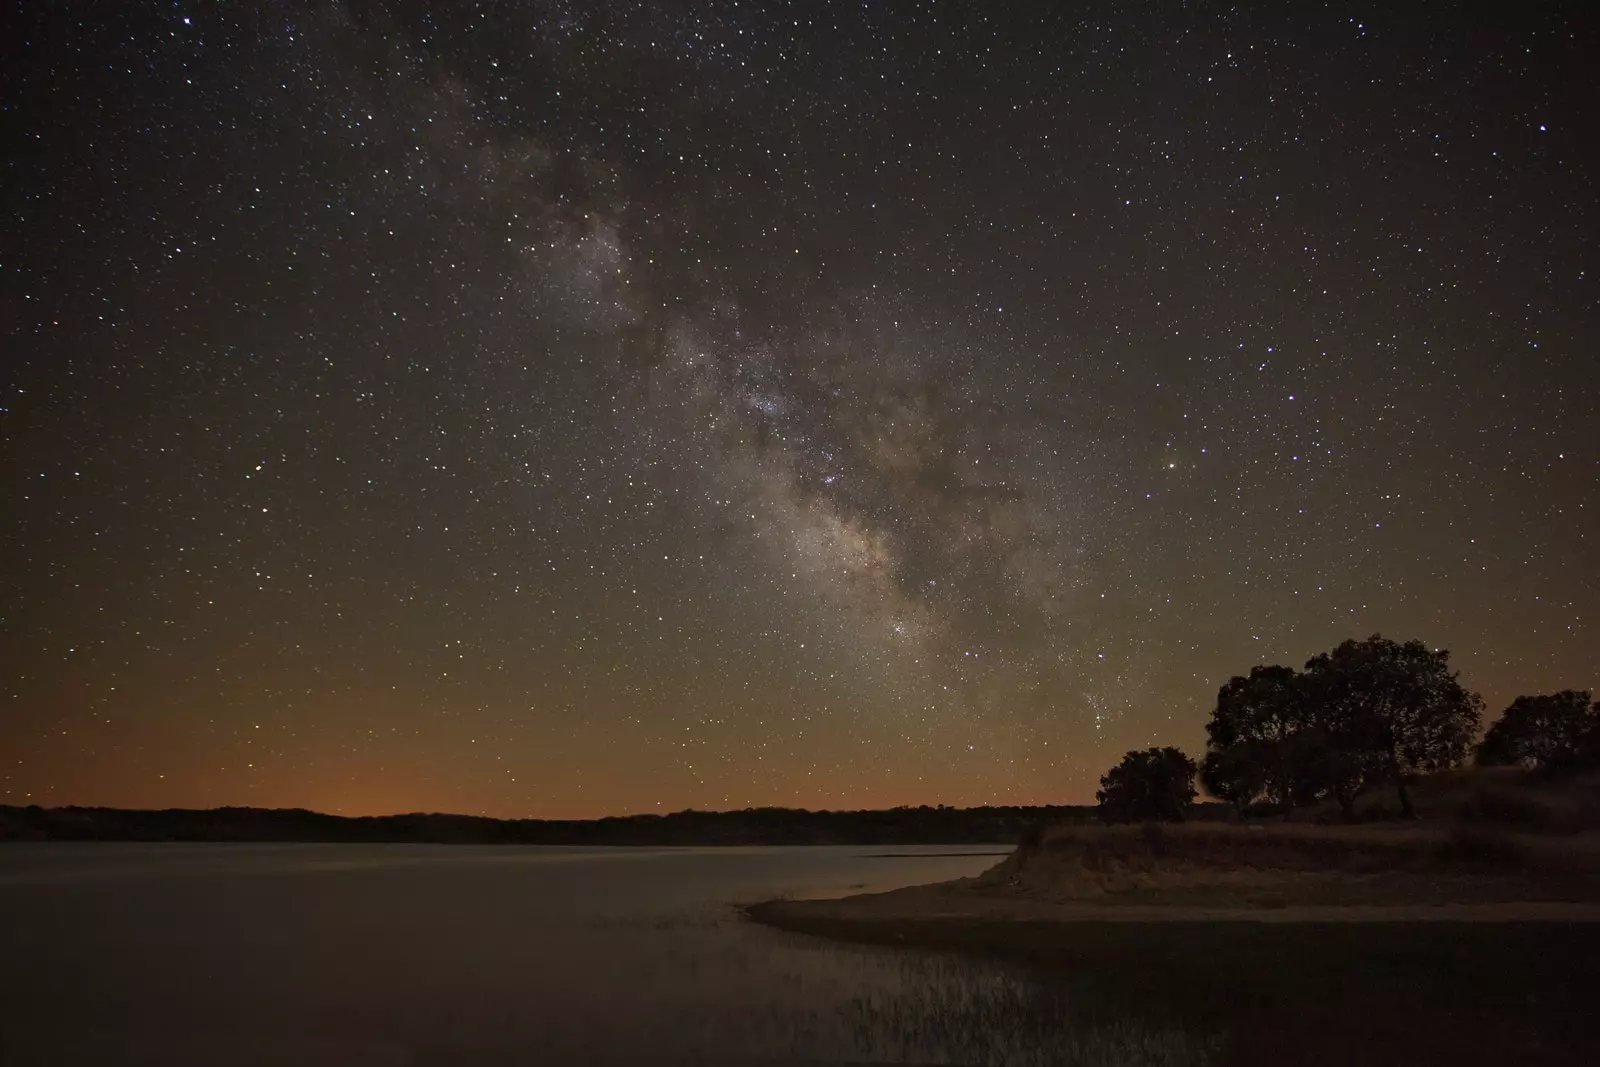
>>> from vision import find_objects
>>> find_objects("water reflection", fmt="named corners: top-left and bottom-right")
top-left (0, 843), bottom-right (1218, 1065)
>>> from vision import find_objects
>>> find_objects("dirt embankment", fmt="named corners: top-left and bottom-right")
top-left (752, 813), bottom-right (1600, 927)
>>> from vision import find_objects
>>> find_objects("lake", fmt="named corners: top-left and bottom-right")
top-left (0, 843), bottom-right (1210, 1066)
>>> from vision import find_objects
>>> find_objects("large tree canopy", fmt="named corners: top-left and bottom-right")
top-left (1199, 665), bottom-right (1316, 811)
top-left (1302, 635), bottom-right (1482, 818)
top-left (1198, 635), bottom-right (1484, 819)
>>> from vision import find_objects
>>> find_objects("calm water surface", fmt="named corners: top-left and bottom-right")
top-left (0, 843), bottom-right (1207, 1066)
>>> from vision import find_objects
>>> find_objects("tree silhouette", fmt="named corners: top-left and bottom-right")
top-left (1198, 660), bottom-right (1372, 816)
top-left (1199, 742), bottom-right (1271, 813)
top-left (1302, 635), bottom-right (1482, 818)
top-left (1476, 690), bottom-right (1596, 769)
top-left (1097, 747), bottom-right (1198, 822)
top-left (1199, 665), bottom-right (1318, 811)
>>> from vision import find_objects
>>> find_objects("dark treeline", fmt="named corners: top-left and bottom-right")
top-left (0, 802), bottom-right (1161, 845)
top-left (1096, 634), bottom-right (1598, 825)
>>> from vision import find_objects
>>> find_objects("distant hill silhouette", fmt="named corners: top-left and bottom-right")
top-left (0, 802), bottom-right (1224, 846)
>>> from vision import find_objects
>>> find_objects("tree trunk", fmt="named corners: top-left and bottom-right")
top-left (1336, 788), bottom-right (1355, 821)
top-left (1390, 750), bottom-right (1415, 818)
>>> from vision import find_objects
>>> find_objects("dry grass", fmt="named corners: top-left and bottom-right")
top-left (1283, 765), bottom-right (1600, 830)
top-left (975, 818), bottom-right (1600, 907)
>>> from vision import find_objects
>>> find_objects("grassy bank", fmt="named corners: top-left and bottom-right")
top-left (748, 819), bottom-right (1600, 929)
top-left (979, 819), bottom-right (1600, 908)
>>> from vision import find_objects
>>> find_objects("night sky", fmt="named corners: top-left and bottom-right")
top-left (4, 3), bottom-right (1596, 818)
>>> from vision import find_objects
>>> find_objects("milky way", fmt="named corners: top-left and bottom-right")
top-left (4, 2), bottom-right (1595, 816)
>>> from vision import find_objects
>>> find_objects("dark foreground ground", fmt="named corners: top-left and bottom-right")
top-left (748, 906), bottom-right (1600, 1066)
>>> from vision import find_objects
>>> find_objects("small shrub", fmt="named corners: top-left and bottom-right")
top-left (1096, 747), bottom-right (1198, 822)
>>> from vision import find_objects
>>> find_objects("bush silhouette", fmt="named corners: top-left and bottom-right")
top-left (1097, 747), bottom-right (1198, 823)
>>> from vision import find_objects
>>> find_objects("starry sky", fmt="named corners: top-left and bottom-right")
top-left (4, 2), bottom-right (1596, 818)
